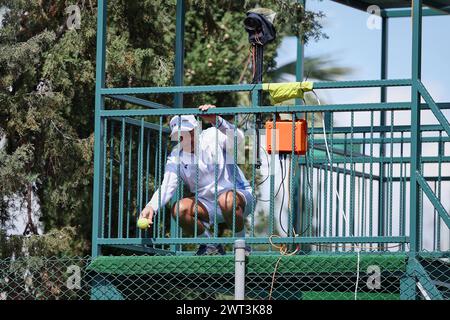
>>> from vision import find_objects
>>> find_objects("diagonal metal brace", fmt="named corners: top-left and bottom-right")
top-left (418, 81), bottom-right (450, 138)
top-left (416, 172), bottom-right (450, 229)
top-left (107, 94), bottom-right (171, 110)
top-left (411, 258), bottom-right (444, 300)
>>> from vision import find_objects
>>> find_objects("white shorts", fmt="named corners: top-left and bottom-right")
top-left (198, 189), bottom-right (254, 225)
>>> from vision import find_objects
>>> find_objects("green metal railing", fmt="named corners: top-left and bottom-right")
top-left (93, 80), bottom-right (449, 255)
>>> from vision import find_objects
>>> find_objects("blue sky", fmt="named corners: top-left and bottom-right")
top-left (276, 0), bottom-right (450, 104)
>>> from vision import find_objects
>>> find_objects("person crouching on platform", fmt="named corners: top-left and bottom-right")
top-left (140, 104), bottom-right (253, 255)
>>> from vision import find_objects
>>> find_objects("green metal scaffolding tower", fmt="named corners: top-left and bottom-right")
top-left (90, 0), bottom-right (450, 300)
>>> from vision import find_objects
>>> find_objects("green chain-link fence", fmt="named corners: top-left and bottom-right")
top-left (0, 253), bottom-right (448, 300)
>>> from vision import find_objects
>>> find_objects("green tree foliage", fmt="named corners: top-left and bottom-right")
top-left (0, 226), bottom-right (84, 258)
top-left (0, 0), bottom-right (325, 255)
top-left (183, 0), bottom-right (326, 107)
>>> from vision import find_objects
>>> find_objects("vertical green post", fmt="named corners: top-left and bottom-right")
top-left (92, 0), bottom-right (107, 257)
top-left (171, 0), bottom-right (185, 253)
top-left (126, 127), bottom-right (133, 238)
top-left (404, 0), bottom-right (424, 300)
top-left (108, 122), bottom-right (114, 239)
top-left (174, 0), bottom-right (185, 109)
top-left (410, 0), bottom-right (423, 255)
top-left (377, 16), bottom-right (388, 247)
top-left (294, 0), bottom-right (305, 237)
top-left (118, 119), bottom-right (125, 238)
top-left (137, 119), bottom-right (144, 238)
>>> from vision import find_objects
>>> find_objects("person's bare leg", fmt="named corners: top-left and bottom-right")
top-left (171, 197), bottom-right (209, 236)
top-left (218, 191), bottom-right (245, 232)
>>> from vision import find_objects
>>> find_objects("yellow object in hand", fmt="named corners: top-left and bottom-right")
top-left (137, 218), bottom-right (150, 229)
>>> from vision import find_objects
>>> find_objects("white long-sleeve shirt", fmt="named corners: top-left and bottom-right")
top-left (147, 117), bottom-right (251, 212)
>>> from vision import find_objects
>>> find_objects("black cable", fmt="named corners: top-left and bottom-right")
top-left (299, 145), bottom-right (313, 239)
top-left (304, 70), bottom-right (312, 82)
top-left (257, 153), bottom-right (287, 202)
top-left (238, 113), bottom-right (252, 128)
top-left (304, 150), bottom-right (313, 191)
top-left (278, 156), bottom-right (288, 235)
top-left (256, 146), bottom-right (270, 187)
top-left (256, 153), bottom-right (312, 237)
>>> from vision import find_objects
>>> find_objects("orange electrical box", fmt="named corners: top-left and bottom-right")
top-left (265, 119), bottom-right (307, 155)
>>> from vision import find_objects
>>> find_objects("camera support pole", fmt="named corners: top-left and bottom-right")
top-left (244, 8), bottom-right (276, 169)
top-left (253, 44), bottom-right (264, 169)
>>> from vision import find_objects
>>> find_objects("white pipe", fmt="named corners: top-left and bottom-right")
top-left (234, 239), bottom-right (246, 300)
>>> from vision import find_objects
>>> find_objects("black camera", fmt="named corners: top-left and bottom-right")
top-left (243, 8), bottom-right (276, 46)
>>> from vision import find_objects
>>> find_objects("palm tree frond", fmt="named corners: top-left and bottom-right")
top-left (269, 54), bottom-right (353, 82)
